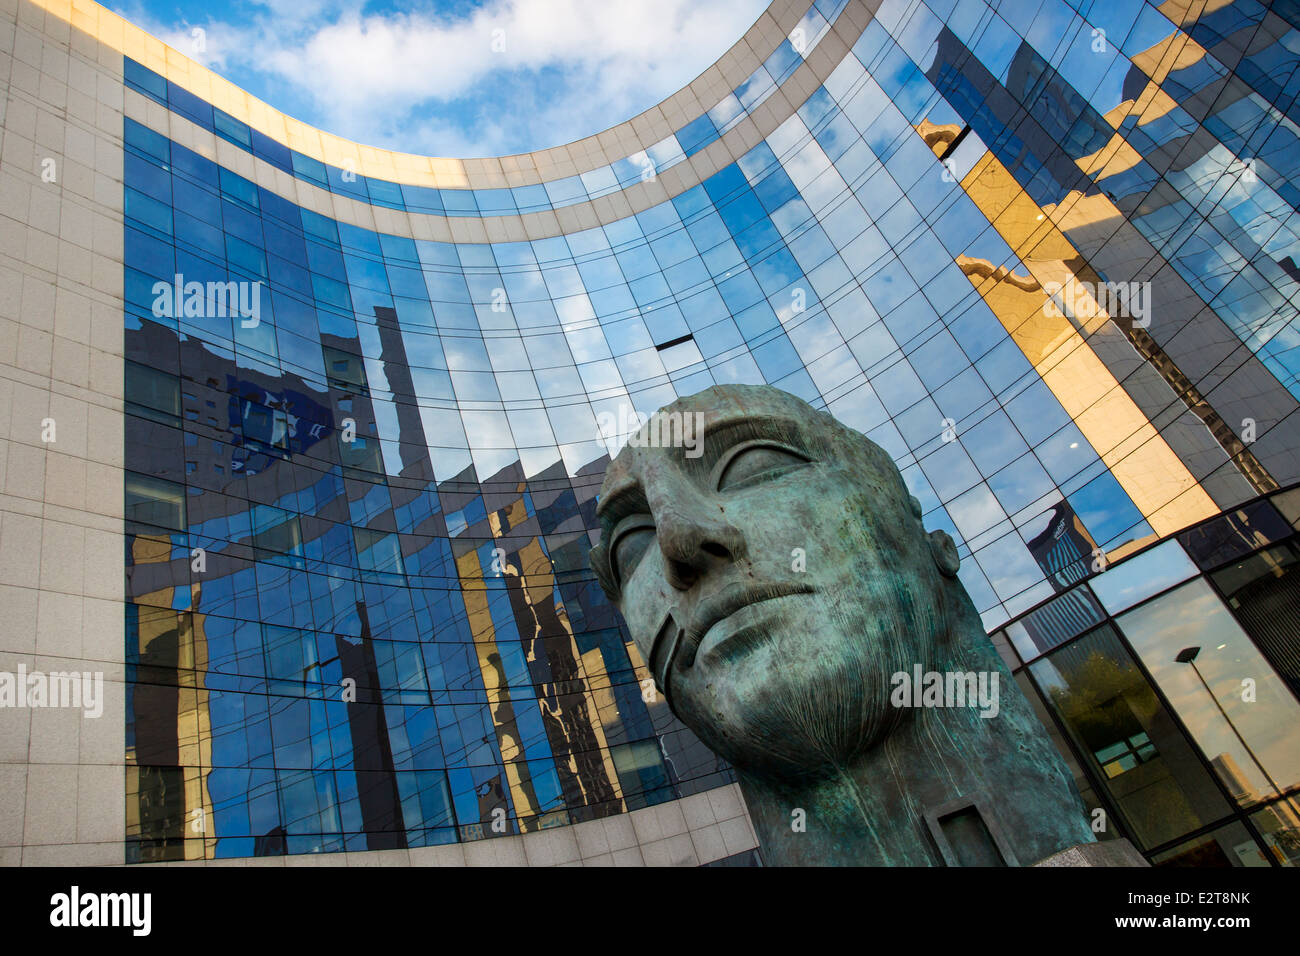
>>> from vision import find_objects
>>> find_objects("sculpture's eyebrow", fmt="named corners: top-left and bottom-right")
top-left (594, 409), bottom-right (815, 522)
top-left (685, 412), bottom-right (812, 477)
top-left (595, 474), bottom-right (649, 526)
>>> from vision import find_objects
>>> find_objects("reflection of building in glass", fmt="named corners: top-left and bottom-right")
top-left (3, 0), bottom-right (1300, 865)
top-left (1027, 501), bottom-right (1096, 590)
top-left (1212, 752), bottom-right (1262, 807)
top-left (1004, 491), bottom-right (1300, 867)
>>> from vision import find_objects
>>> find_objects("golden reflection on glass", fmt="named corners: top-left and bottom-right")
top-left (955, 150), bottom-right (1218, 535)
top-left (127, 534), bottom-right (215, 860)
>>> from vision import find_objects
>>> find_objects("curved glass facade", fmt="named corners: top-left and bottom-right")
top-left (5, 0), bottom-right (1298, 863)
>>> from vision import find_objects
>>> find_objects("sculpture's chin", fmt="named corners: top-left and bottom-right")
top-left (675, 649), bottom-right (910, 781)
top-left (665, 571), bottom-right (950, 780)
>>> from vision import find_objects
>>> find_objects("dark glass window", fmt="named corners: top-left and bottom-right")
top-left (1210, 541), bottom-right (1300, 699)
top-left (1150, 821), bottom-right (1271, 867)
top-left (1179, 500), bottom-right (1294, 570)
top-left (125, 361), bottom-right (181, 424)
top-left (1006, 583), bottom-right (1107, 662)
top-left (125, 471), bottom-right (187, 531)
top-left (123, 58), bottom-right (167, 104)
top-left (1029, 624), bottom-right (1232, 850)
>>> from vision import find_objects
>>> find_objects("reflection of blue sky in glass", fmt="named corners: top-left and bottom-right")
top-left (1091, 540), bottom-right (1198, 614)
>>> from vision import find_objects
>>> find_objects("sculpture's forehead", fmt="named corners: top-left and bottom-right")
top-left (601, 385), bottom-right (831, 490)
top-left (594, 384), bottom-right (915, 541)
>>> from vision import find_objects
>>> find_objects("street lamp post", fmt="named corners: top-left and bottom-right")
top-left (1174, 645), bottom-right (1283, 800)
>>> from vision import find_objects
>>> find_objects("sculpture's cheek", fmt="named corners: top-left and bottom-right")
top-left (617, 550), bottom-right (676, 663)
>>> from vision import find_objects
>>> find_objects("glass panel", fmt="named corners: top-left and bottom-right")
top-left (1119, 578), bottom-right (1300, 807)
top-left (1091, 539), bottom-right (1199, 614)
top-left (1177, 500), bottom-right (1294, 569)
top-left (1249, 798), bottom-right (1300, 866)
top-left (125, 471), bottom-right (187, 530)
top-left (1271, 488), bottom-right (1300, 530)
top-left (1029, 624), bottom-right (1232, 850)
top-left (1012, 671), bottom-right (1121, 845)
top-left (1151, 821), bottom-right (1270, 867)
top-left (125, 361), bottom-right (181, 422)
top-left (1210, 541), bottom-right (1300, 699)
top-left (1006, 583), bottom-right (1107, 662)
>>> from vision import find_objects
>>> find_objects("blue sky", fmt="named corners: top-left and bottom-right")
top-left (107, 0), bottom-right (769, 158)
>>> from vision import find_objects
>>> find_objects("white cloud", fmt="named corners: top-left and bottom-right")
top-left (109, 0), bottom-right (769, 157)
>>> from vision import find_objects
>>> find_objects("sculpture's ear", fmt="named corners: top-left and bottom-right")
top-left (929, 530), bottom-right (960, 578)
top-left (911, 493), bottom-right (959, 577)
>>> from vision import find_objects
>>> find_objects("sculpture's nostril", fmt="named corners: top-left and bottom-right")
top-left (667, 559), bottom-right (697, 590)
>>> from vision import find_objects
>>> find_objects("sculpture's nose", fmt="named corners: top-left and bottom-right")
top-left (654, 501), bottom-right (746, 592)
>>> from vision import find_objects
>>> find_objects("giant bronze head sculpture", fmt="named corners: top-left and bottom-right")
top-left (591, 384), bottom-right (1110, 866)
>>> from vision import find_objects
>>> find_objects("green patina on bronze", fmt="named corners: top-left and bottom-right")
top-left (591, 384), bottom-right (1098, 866)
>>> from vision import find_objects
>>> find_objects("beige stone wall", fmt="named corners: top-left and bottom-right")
top-left (0, 0), bottom-right (127, 865)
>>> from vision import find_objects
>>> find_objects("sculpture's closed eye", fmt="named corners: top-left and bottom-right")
top-left (717, 443), bottom-right (810, 492)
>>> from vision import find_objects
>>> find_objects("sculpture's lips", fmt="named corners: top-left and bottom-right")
top-left (687, 581), bottom-right (815, 659)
